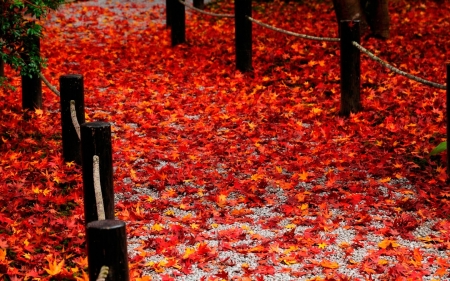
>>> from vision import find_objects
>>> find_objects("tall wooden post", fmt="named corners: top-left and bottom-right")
top-left (87, 220), bottom-right (130, 281)
top-left (81, 122), bottom-right (115, 224)
top-left (60, 74), bottom-right (85, 165)
top-left (166, 0), bottom-right (172, 27)
top-left (21, 36), bottom-right (42, 110)
top-left (235, 0), bottom-right (252, 72)
top-left (171, 0), bottom-right (185, 46)
top-left (339, 20), bottom-right (361, 117)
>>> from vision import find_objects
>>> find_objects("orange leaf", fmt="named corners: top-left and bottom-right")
top-left (299, 170), bottom-right (309, 181)
top-left (320, 260), bottom-right (339, 269)
top-left (378, 239), bottom-right (400, 249)
top-left (44, 256), bottom-right (65, 276)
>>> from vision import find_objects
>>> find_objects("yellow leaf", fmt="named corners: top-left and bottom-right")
top-left (251, 174), bottom-right (264, 181)
top-left (182, 248), bottom-right (195, 259)
top-left (378, 239), bottom-right (400, 249)
top-left (311, 107), bottom-right (322, 115)
top-left (282, 256), bottom-right (298, 265)
top-left (320, 260), bottom-right (339, 269)
top-left (0, 248), bottom-right (6, 262)
top-left (379, 177), bottom-right (391, 183)
top-left (151, 224), bottom-right (164, 232)
top-left (285, 224), bottom-right (296, 229)
top-left (44, 257), bottom-right (65, 276)
top-left (318, 242), bottom-right (327, 249)
top-left (164, 209), bottom-right (175, 216)
top-left (32, 184), bottom-right (41, 194)
top-left (35, 108), bottom-right (43, 116)
top-left (276, 166), bottom-right (283, 173)
top-left (299, 170), bottom-right (308, 181)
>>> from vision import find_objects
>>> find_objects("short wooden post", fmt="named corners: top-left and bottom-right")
top-left (81, 122), bottom-right (115, 224)
top-left (87, 220), bottom-right (130, 281)
top-left (235, 0), bottom-right (252, 72)
top-left (339, 20), bottom-right (361, 117)
top-left (60, 74), bottom-right (85, 165)
top-left (21, 36), bottom-right (42, 110)
top-left (171, 0), bottom-right (185, 46)
top-left (447, 63), bottom-right (450, 176)
top-left (194, 0), bottom-right (204, 9)
top-left (166, 0), bottom-right (172, 27)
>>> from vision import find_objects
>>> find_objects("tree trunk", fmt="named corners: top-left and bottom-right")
top-left (366, 0), bottom-right (390, 39)
top-left (333, 0), bottom-right (369, 36)
top-left (333, 0), bottom-right (389, 39)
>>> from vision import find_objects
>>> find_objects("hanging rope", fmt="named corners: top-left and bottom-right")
top-left (70, 100), bottom-right (81, 139)
top-left (39, 72), bottom-right (60, 96)
top-left (352, 41), bottom-right (446, 90)
top-left (93, 155), bottom-right (106, 220)
top-left (247, 16), bottom-right (340, 42)
top-left (178, 0), bottom-right (234, 18)
top-left (96, 266), bottom-right (109, 281)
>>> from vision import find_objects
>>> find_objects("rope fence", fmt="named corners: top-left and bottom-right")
top-left (167, 0), bottom-right (450, 174)
top-left (96, 266), bottom-right (110, 281)
top-left (178, 0), bottom-right (234, 18)
top-left (70, 100), bottom-right (81, 139)
top-left (93, 155), bottom-right (106, 220)
top-left (351, 41), bottom-right (446, 90)
top-left (247, 16), bottom-right (340, 42)
top-left (52, 75), bottom-right (131, 280)
top-left (39, 72), bottom-right (60, 96)
top-left (168, 0), bottom-right (447, 93)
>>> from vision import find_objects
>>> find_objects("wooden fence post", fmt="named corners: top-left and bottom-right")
top-left (171, 0), bottom-right (185, 46)
top-left (166, 0), bottom-right (172, 27)
top-left (21, 36), bottom-right (42, 110)
top-left (60, 74), bottom-right (85, 165)
top-left (339, 20), bottom-right (361, 117)
top-left (81, 122), bottom-right (115, 224)
top-left (235, 0), bottom-right (252, 72)
top-left (87, 220), bottom-right (130, 281)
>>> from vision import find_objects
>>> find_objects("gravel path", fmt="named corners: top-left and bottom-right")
top-left (42, 0), bottom-right (450, 280)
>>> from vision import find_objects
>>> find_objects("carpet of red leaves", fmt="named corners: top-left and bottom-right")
top-left (1, 0), bottom-right (450, 280)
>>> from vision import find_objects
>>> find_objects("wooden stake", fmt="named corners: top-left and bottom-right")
top-left (235, 0), bottom-right (252, 72)
top-left (339, 20), bottom-right (361, 116)
top-left (60, 74), bottom-right (85, 165)
top-left (81, 122), bottom-right (115, 224)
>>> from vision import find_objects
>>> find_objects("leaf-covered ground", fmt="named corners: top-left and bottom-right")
top-left (1, 0), bottom-right (450, 280)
